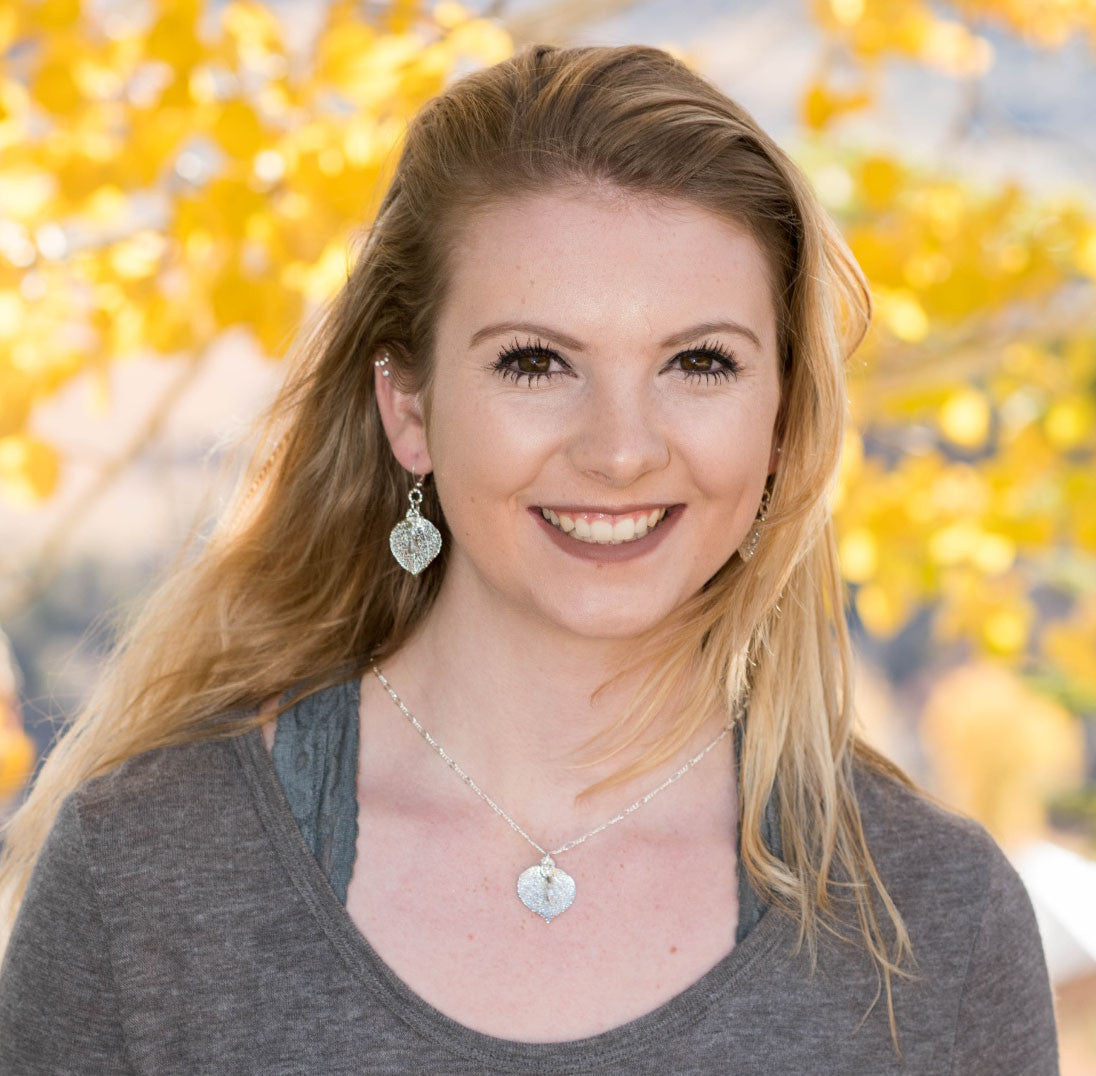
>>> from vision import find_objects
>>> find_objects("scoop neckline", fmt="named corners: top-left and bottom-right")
top-left (232, 700), bottom-right (798, 1073)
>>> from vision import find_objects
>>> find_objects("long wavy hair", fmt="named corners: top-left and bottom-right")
top-left (2, 43), bottom-right (926, 1056)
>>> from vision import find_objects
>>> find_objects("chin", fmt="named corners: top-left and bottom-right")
top-left (538, 596), bottom-right (679, 642)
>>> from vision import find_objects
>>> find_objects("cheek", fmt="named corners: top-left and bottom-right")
top-left (682, 398), bottom-right (776, 480)
top-left (429, 388), bottom-right (557, 511)
top-left (679, 407), bottom-right (777, 553)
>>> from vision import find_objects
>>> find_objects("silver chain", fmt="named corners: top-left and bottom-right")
top-left (369, 660), bottom-right (735, 860)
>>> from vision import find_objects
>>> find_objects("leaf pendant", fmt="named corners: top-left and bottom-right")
top-left (517, 855), bottom-right (576, 923)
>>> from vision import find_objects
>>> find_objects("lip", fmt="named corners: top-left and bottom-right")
top-left (535, 504), bottom-right (675, 516)
top-left (528, 504), bottom-right (684, 563)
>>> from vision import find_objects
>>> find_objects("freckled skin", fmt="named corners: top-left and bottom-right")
top-left (377, 185), bottom-right (783, 644)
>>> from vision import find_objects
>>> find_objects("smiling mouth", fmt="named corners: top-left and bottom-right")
top-left (536, 505), bottom-right (674, 545)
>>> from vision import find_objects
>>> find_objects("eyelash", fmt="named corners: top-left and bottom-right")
top-left (490, 336), bottom-right (742, 386)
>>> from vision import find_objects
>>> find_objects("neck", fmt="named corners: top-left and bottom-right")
top-left (363, 569), bottom-right (734, 844)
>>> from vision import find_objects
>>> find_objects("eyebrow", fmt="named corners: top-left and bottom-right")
top-left (468, 319), bottom-right (763, 352)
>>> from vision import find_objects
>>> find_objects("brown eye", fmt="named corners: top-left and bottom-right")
top-left (516, 353), bottom-right (552, 374)
top-left (492, 337), bottom-right (569, 385)
top-left (679, 353), bottom-right (714, 373)
top-left (671, 343), bottom-right (741, 383)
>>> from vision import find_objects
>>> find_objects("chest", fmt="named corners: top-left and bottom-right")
top-left (344, 792), bottom-right (740, 1043)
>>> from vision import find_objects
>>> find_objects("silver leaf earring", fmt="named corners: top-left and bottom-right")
top-left (389, 469), bottom-right (442, 575)
top-left (738, 486), bottom-right (772, 561)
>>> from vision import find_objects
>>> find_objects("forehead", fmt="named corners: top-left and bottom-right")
top-left (438, 187), bottom-right (778, 352)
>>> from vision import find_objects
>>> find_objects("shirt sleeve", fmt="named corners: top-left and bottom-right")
top-left (0, 794), bottom-right (135, 1074)
top-left (949, 838), bottom-right (1060, 1075)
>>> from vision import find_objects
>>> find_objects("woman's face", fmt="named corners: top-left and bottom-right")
top-left (379, 186), bottom-right (783, 640)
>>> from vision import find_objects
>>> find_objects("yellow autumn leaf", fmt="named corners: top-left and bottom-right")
top-left (875, 286), bottom-right (930, 342)
top-left (433, 1), bottom-right (471, 29)
top-left (221, 0), bottom-right (284, 52)
top-left (0, 434), bottom-right (60, 508)
top-left (25, 0), bottom-right (80, 31)
top-left (281, 238), bottom-right (351, 305)
top-left (839, 527), bottom-right (879, 582)
top-left (858, 155), bottom-right (902, 210)
top-left (0, 364), bottom-right (33, 437)
top-left (145, 3), bottom-right (204, 76)
top-left (981, 605), bottom-right (1029, 655)
top-left (384, 0), bottom-right (422, 34)
top-left (109, 231), bottom-right (169, 280)
top-left (445, 18), bottom-right (513, 65)
top-left (938, 387), bottom-right (991, 448)
top-left (1043, 600), bottom-right (1096, 703)
top-left (855, 579), bottom-right (914, 636)
top-left (970, 531), bottom-right (1016, 575)
top-left (829, 0), bottom-right (865, 27)
top-left (0, 291), bottom-right (25, 340)
top-left (801, 78), bottom-right (872, 130)
top-left (32, 50), bottom-right (83, 114)
top-left (249, 278), bottom-right (305, 356)
top-left (0, 167), bottom-right (57, 221)
top-left (0, 722), bottom-right (35, 800)
top-left (921, 18), bottom-right (994, 76)
top-left (211, 263), bottom-right (279, 328)
top-left (1076, 225), bottom-right (1096, 278)
top-left (212, 99), bottom-right (268, 160)
top-left (1044, 396), bottom-right (1096, 450)
top-left (0, 8), bottom-right (21, 54)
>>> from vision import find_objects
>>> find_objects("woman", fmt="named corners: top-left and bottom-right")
top-left (0, 44), bottom-right (1057, 1073)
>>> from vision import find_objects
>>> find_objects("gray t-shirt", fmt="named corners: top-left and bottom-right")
top-left (0, 678), bottom-right (1060, 1073)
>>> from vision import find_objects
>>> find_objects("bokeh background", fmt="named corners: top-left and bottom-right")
top-left (1, 0), bottom-right (1094, 1067)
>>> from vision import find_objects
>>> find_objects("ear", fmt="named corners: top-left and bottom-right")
top-left (373, 348), bottom-right (433, 476)
top-left (768, 399), bottom-right (787, 476)
top-left (768, 437), bottom-right (782, 476)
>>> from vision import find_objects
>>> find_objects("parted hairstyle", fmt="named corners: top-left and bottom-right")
top-left (1, 42), bottom-right (930, 1057)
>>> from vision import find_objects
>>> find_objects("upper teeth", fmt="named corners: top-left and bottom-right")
top-left (539, 507), bottom-right (668, 544)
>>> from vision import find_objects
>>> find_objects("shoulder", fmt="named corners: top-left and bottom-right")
top-left (76, 732), bottom-right (243, 806)
top-left (69, 730), bottom-right (258, 861)
top-left (851, 761), bottom-right (1012, 893)
top-left (848, 762), bottom-right (1043, 967)
top-left (1, 792), bottom-right (134, 1070)
top-left (849, 762), bottom-right (1060, 1068)
top-left (5, 736), bottom-right (248, 1012)
top-left (851, 761), bottom-right (1015, 904)
top-left (853, 759), bottom-right (985, 839)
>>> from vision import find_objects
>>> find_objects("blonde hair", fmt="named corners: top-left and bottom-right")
top-left (2, 43), bottom-right (925, 1057)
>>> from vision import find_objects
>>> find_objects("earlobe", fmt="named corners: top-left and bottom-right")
top-left (769, 441), bottom-right (782, 475)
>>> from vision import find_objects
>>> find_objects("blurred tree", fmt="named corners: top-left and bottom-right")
top-left (1, 0), bottom-right (1093, 836)
top-left (0, 0), bottom-right (509, 512)
top-left (798, 0), bottom-right (1096, 844)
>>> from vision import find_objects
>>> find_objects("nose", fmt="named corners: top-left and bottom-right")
top-left (566, 377), bottom-right (671, 487)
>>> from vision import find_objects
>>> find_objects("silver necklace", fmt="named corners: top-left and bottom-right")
top-left (369, 660), bottom-right (735, 924)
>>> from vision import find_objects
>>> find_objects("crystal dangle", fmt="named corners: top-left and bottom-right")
top-left (738, 486), bottom-right (771, 561)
